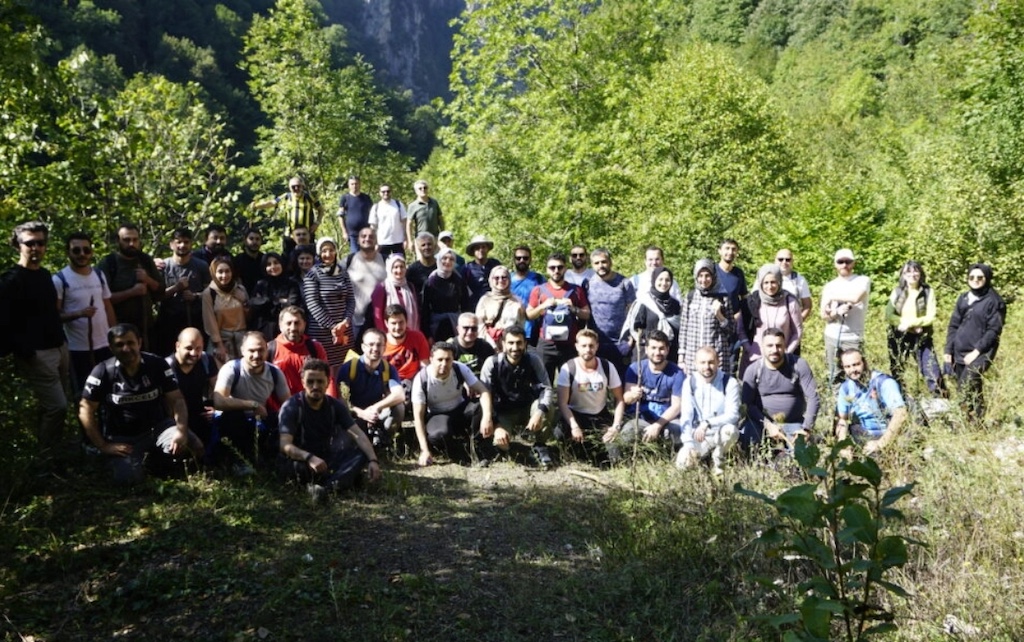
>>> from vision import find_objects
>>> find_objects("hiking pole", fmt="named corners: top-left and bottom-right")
top-left (87, 295), bottom-right (96, 368)
top-left (183, 270), bottom-right (193, 328)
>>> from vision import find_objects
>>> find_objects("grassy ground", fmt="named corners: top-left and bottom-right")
top-left (2, 301), bottom-right (1022, 641)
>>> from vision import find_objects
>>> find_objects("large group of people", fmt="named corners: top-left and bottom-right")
top-left (0, 176), bottom-right (1009, 497)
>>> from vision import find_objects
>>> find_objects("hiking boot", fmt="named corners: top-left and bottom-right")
top-left (533, 444), bottom-right (554, 469)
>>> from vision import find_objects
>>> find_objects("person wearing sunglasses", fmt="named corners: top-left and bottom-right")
top-left (2, 220), bottom-right (69, 452)
top-left (944, 263), bottom-right (1006, 422)
top-left (774, 249), bottom-right (812, 322)
top-left (54, 231), bottom-right (116, 394)
top-left (368, 184), bottom-right (407, 261)
top-left (820, 248), bottom-right (871, 383)
top-left (527, 252), bottom-right (592, 382)
top-left (565, 244), bottom-right (595, 286)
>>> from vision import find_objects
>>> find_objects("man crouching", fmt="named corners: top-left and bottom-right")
top-left (279, 358), bottom-right (381, 501)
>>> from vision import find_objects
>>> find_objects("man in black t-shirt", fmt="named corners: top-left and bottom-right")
top-left (80, 324), bottom-right (202, 484)
top-left (278, 358), bottom-right (381, 500)
top-left (452, 312), bottom-right (495, 376)
top-left (166, 328), bottom-right (218, 461)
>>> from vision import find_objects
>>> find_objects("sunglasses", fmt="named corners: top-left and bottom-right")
top-left (571, 253), bottom-right (586, 258)
top-left (514, 256), bottom-right (530, 261)
top-left (547, 265), bottom-right (565, 271)
top-left (968, 275), bottom-right (986, 281)
top-left (835, 259), bottom-right (853, 265)
top-left (776, 257), bottom-right (792, 263)
top-left (20, 239), bottom-right (46, 248)
top-left (70, 247), bottom-right (93, 256)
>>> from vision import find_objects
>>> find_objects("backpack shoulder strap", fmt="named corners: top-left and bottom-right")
top-left (305, 338), bottom-right (318, 358)
top-left (267, 340), bottom-right (277, 362)
top-left (566, 358), bottom-right (577, 388)
top-left (230, 359), bottom-right (241, 396)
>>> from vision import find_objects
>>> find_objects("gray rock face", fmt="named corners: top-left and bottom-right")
top-left (323, 0), bottom-right (464, 102)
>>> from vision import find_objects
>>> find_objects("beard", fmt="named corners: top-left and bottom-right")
top-left (120, 246), bottom-right (140, 258)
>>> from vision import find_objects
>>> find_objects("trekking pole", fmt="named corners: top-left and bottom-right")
top-left (183, 270), bottom-right (193, 328)
top-left (87, 295), bottom-right (96, 368)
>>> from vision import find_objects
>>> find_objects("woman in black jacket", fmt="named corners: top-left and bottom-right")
top-left (944, 263), bottom-right (1006, 421)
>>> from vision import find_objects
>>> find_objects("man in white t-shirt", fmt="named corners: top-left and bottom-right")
top-left (368, 184), bottom-right (407, 260)
top-left (555, 328), bottom-right (625, 465)
top-left (54, 232), bottom-right (117, 394)
top-left (412, 342), bottom-right (493, 466)
top-left (345, 226), bottom-right (386, 344)
top-left (630, 245), bottom-right (682, 302)
top-left (775, 248), bottom-right (812, 322)
top-left (820, 248), bottom-right (871, 382)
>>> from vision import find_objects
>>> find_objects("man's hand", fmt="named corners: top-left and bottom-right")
top-left (643, 423), bottom-right (662, 442)
top-left (602, 425), bottom-right (620, 444)
top-left (253, 403), bottom-right (269, 419)
top-left (366, 461), bottom-right (382, 482)
top-left (100, 442), bottom-right (132, 457)
top-left (79, 305), bottom-right (98, 319)
top-left (479, 415), bottom-right (494, 438)
top-left (357, 407), bottom-right (381, 424)
top-left (964, 349), bottom-right (980, 366)
top-left (623, 387), bottom-right (643, 405)
top-left (570, 422), bottom-right (584, 443)
top-left (308, 454), bottom-right (328, 474)
top-left (863, 440), bottom-right (882, 456)
top-left (764, 420), bottom-right (784, 441)
top-left (694, 421), bottom-right (708, 444)
top-left (418, 451), bottom-right (434, 467)
top-left (526, 412), bottom-right (544, 433)
top-left (493, 427), bottom-right (510, 450)
top-left (166, 429), bottom-right (191, 456)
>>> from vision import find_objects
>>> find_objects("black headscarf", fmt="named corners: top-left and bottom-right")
top-left (650, 267), bottom-right (676, 314)
top-left (967, 262), bottom-right (993, 298)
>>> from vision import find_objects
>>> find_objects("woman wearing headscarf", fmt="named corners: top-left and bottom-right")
top-left (885, 260), bottom-right (944, 396)
top-left (421, 247), bottom-right (466, 341)
top-left (202, 255), bottom-right (249, 366)
top-left (476, 264), bottom-right (526, 349)
top-left (738, 263), bottom-right (804, 375)
top-left (303, 237), bottom-right (355, 377)
top-left (250, 252), bottom-right (302, 342)
top-left (371, 254), bottom-right (422, 332)
top-left (944, 263), bottom-right (1006, 420)
top-left (678, 258), bottom-right (735, 375)
top-left (630, 266), bottom-right (682, 358)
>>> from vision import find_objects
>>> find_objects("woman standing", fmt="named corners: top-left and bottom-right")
top-left (420, 248), bottom-right (465, 341)
top-left (678, 258), bottom-right (735, 375)
top-left (250, 252), bottom-right (301, 342)
top-left (303, 237), bottom-right (355, 377)
top-left (476, 265), bottom-right (526, 349)
top-left (885, 260), bottom-right (944, 396)
top-left (944, 263), bottom-right (1006, 420)
top-left (202, 256), bottom-right (248, 366)
top-left (738, 263), bottom-right (803, 374)
top-left (371, 254), bottom-right (422, 332)
top-left (631, 266), bottom-right (681, 358)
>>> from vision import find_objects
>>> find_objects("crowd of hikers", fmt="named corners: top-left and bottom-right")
top-left (1, 176), bottom-right (1007, 498)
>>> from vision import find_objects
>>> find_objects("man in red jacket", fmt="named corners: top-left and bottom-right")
top-left (268, 306), bottom-right (329, 396)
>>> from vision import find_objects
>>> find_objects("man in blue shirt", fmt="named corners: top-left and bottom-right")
top-left (610, 330), bottom-right (684, 461)
top-left (836, 349), bottom-right (908, 455)
top-left (509, 245), bottom-right (544, 345)
top-left (337, 328), bottom-right (406, 452)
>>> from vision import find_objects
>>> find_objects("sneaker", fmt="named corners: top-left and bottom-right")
top-left (307, 483), bottom-right (328, 505)
top-left (533, 445), bottom-right (554, 469)
top-left (232, 463), bottom-right (256, 477)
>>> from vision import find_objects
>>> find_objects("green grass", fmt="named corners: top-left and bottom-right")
top-left (1, 302), bottom-right (1022, 640)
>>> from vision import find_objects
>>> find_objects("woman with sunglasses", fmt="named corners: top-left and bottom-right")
top-left (944, 263), bottom-right (1006, 421)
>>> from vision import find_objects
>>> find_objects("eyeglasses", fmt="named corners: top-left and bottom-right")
top-left (70, 247), bottom-right (93, 256)
top-left (20, 239), bottom-right (46, 248)
top-left (776, 257), bottom-right (792, 263)
top-left (571, 253), bottom-right (586, 258)
top-left (459, 326), bottom-right (478, 332)
top-left (491, 275), bottom-right (509, 281)
top-left (835, 259), bottom-right (853, 265)
top-left (547, 265), bottom-right (565, 271)
top-left (289, 184), bottom-right (302, 190)
top-left (968, 274), bottom-right (986, 281)
top-left (514, 255), bottom-right (530, 261)
top-left (380, 189), bottom-right (390, 194)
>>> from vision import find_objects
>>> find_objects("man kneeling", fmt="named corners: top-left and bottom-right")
top-left (278, 358), bottom-right (381, 500)
top-left (676, 346), bottom-right (740, 474)
top-left (80, 323), bottom-right (203, 484)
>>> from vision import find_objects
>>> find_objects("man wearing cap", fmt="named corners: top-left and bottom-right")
top-left (337, 175), bottom-right (374, 254)
top-left (820, 248), bottom-right (871, 382)
top-left (462, 235), bottom-right (501, 310)
top-left (438, 230), bottom-right (465, 268)
top-left (405, 180), bottom-right (444, 256)
top-left (369, 184), bottom-right (407, 260)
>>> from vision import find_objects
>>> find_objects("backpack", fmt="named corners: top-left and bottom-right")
top-left (230, 358), bottom-right (282, 399)
top-left (752, 355), bottom-right (799, 388)
top-left (539, 283), bottom-right (576, 342)
top-left (55, 267), bottom-right (107, 305)
top-left (564, 357), bottom-right (612, 390)
top-left (348, 357), bottom-right (390, 386)
top-left (688, 371), bottom-right (731, 396)
top-left (418, 362), bottom-right (467, 403)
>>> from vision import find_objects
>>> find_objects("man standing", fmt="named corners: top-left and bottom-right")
top-left (835, 349), bottom-right (908, 455)
top-left (614, 330), bottom-right (684, 457)
top-left (406, 232), bottom-right (438, 295)
top-left (775, 249), bottom-right (812, 322)
top-left (630, 245), bottom-right (682, 301)
top-left (192, 223), bottom-right (231, 265)
top-left (412, 342), bottom-right (493, 466)
top-left (338, 328), bottom-right (407, 450)
top-left (1, 221), bottom-right (69, 450)
top-left (509, 245), bottom-right (545, 345)
top-left (527, 252), bottom-right (591, 381)
top-left (233, 226), bottom-right (265, 296)
top-left (555, 329), bottom-right (625, 464)
top-left (155, 228), bottom-right (209, 356)
top-left (267, 306), bottom-right (329, 396)
top-left (565, 244), bottom-right (595, 286)
top-left (452, 313), bottom-right (496, 375)
top-left (54, 231), bottom-right (116, 393)
top-left (80, 324), bottom-right (201, 484)
top-left (462, 235), bottom-right (501, 310)
top-left (100, 223), bottom-right (164, 350)
top-left (584, 248), bottom-right (635, 370)
top-left (213, 332), bottom-right (291, 473)
top-left (279, 358), bottom-right (381, 500)
top-left (337, 175), bottom-right (374, 254)
top-left (405, 180), bottom-right (444, 255)
top-left (820, 248), bottom-right (871, 380)
top-left (479, 326), bottom-right (557, 467)
top-left (675, 346), bottom-right (740, 474)
top-left (253, 176), bottom-right (322, 254)
top-left (166, 327), bottom-right (218, 462)
top-left (345, 226), bottom-right (386, 345)
top-left (715, 238), bottom-right (748, 315)
top-left (369, 184), bottom-right (407, 260)
top-left (741, 328), bottom-right (819, 453)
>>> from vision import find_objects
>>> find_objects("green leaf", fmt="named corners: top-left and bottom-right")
top-left (799, 596), bottom-right (834, 639)
top-left (876, 536), bottom-right (909, 567)
top-left (843, 458), bottom-right (882, 486)
top-left (875, 578), bottom-right (912, 598)
top-left (776, 484), bottom-right (824, 526)
top-left (793, 435), bottom-right (820, 469)
top-left (881, 483), bottom-right (916, 508)
top-left (864, 622), bottom-right (898, 635)
top-left (734, 483), bottom-right (776, 506)
top-left (839, 503), bottom-right (876, 545)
